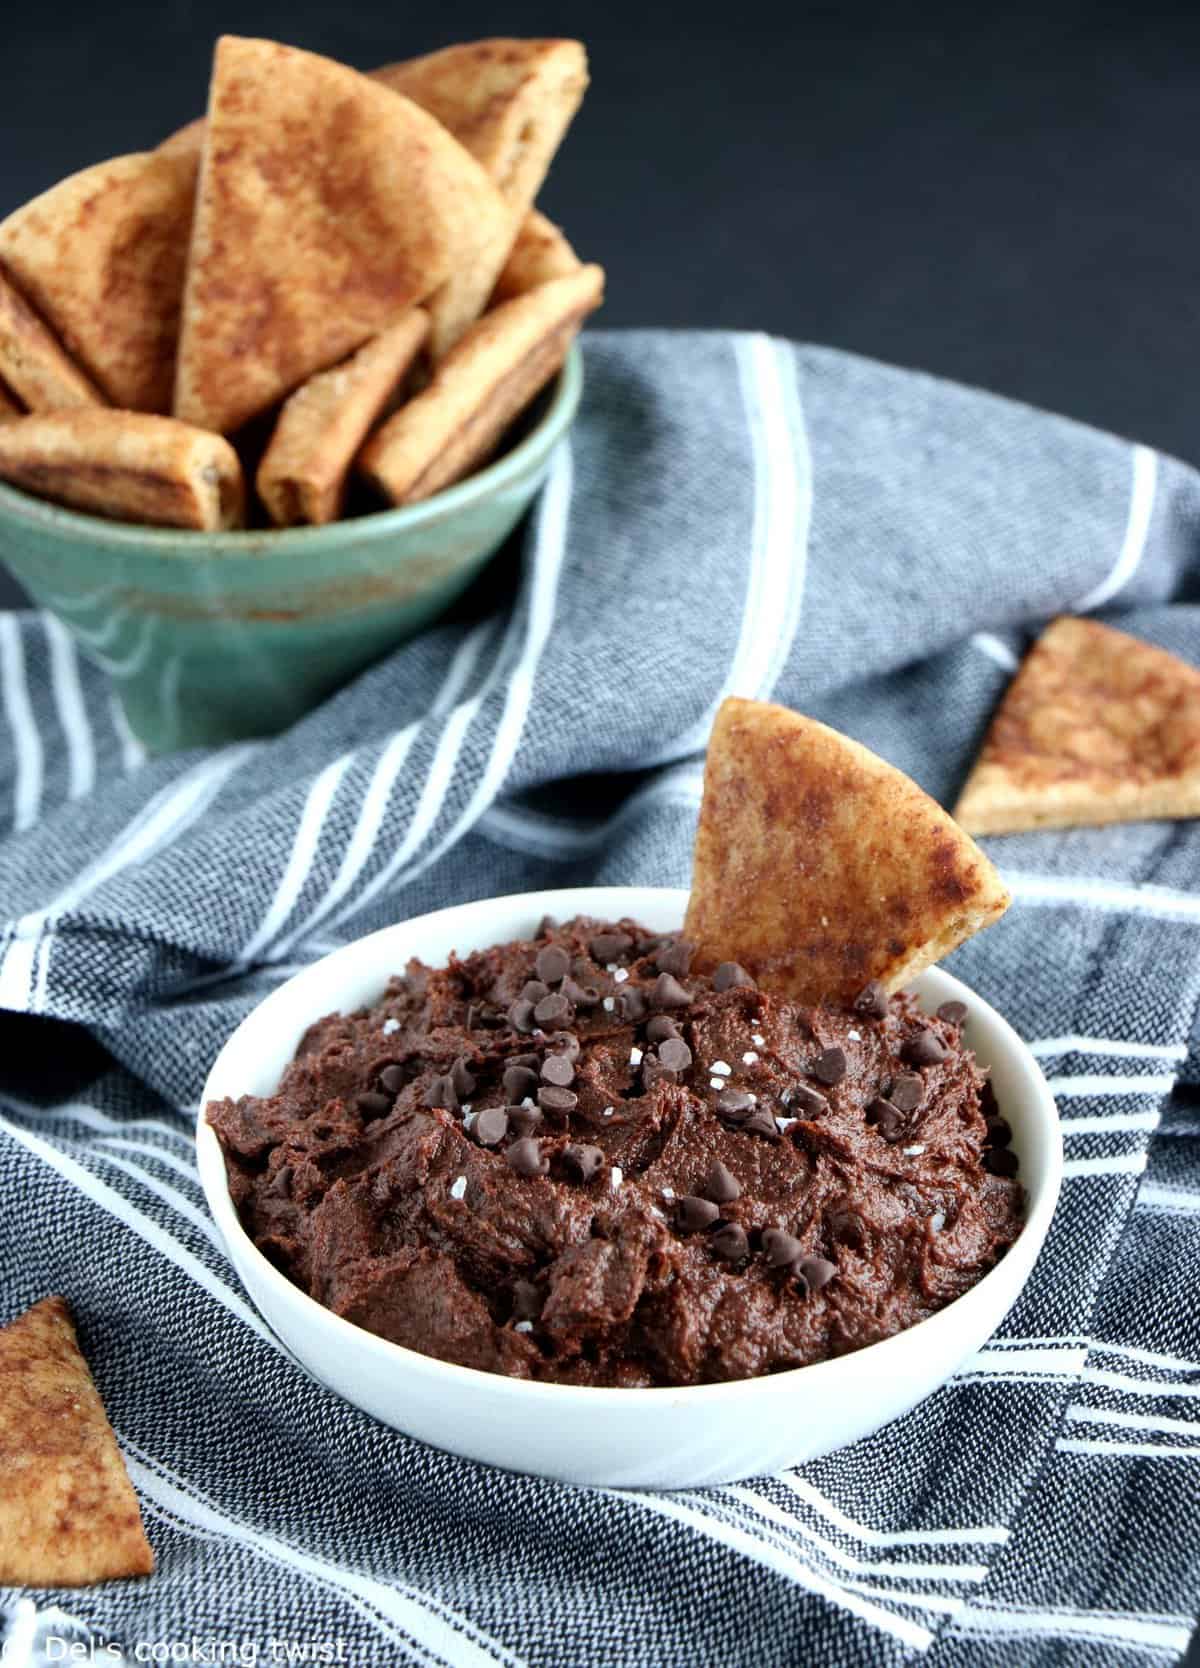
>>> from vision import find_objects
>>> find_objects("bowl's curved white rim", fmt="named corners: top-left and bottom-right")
top-left (196, 885), bottom-right (1063, 1407)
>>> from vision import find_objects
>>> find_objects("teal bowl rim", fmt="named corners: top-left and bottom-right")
top-left (0, 342), bottom-right (583, 560)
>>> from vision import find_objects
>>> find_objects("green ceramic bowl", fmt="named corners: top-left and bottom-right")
top-left (0, 346), bottom-right (582, 754)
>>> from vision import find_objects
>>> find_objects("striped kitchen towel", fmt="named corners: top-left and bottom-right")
top-left (1, 329), bottom-right (1199, 1667)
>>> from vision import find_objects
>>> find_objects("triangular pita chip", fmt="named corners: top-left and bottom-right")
top-left (0, 266), bottom-right (105, 413)
top-left (491, 211), bottom-right (581, 305)
top-left (0, 1297), bottom-right (153, 1586)
top-left (0, 379), bottom-right (21, 421)
top-left (358, 263), bottom-right (602, 505)
top-left (157, 117), bottom-right (206, 165)
top-left (373, 40), bottom-right (587, 361)
top-left (0, 409), bottom-right (244, 530)
top-left (174, 36), bottom-right (504, 434)
top-left (683, 697), bottom-right (1011, 1004)
top-left (257, 308), bottom-right (428, 525)
top-left (0, 152), bottom-right (197, 414)
top-left (373, 39), bottom-right (588, 208)
top-left (955, 615), bottom-right (1200, 833)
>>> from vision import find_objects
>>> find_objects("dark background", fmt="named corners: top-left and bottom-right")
top-left (5, 6), bottom-right (1200, 1652)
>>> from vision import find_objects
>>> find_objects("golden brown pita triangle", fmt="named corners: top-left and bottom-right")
top-left (173, 36), bottom-right (503, 434)
top-left (684, 697), bottom-right (1010, 1004)
top-left (0, 1296), bottom-right (153, 1586)
top-left (0, 152), bottom-right (196, 414)
top-left (955, 615), bottom-right (1200, 834)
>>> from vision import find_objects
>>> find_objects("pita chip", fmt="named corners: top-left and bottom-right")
top-left (683, 697), bottom-right (1010, 1005)
top-left (0, 1296), bottom-right (153, 1586)
top-left (157, 116), bottom-right (206, 166)
top-left (0, 152), bottom-right (197, 414)
top-left (174, 36), bottom-right (504, 435)
top-left (955, 615), bottom-right (1200, 833)
top-left (359, 263), bottom-right (603, 505)
top-left (0, 409), bottom-right (244, 530)
top-left (0, 266), bottom-right (106, 413)
top-left (257, 308), bottom-right (428, 526)
top-left (491, 212), bottom-right (581, 304)
top-left (0, 379), bottom-right (22, 421)
top-left (374, 40), bottom-right (588, 361)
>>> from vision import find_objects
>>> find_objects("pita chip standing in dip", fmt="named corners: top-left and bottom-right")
top-left (208, 699), bottom-right (1023, 1390)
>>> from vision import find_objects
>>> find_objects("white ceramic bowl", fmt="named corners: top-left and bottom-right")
top-left (197, 886), bottom-right (1062, 1489)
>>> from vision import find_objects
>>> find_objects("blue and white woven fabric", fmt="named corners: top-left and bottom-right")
top-left (1, 329), bottom-right (1199, 1667)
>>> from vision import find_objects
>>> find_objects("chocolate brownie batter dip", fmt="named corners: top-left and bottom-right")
top-left (208, 917), bottom-right (1024, 1387)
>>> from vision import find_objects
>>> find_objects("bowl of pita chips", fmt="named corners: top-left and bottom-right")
top-left (0, 35), bottom-right (600, 753)
top-left (197, 699), bottom-right (1062, 1487)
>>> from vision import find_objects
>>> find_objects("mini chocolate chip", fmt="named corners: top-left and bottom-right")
top-left (503, 1064), bottom-right (539, 1101)
top-left (561, 977), bottom-right (600, 1008)
top-left (512, 1279), bottom-right (542, 1320)
top-left (535, 944), bottom-right (571, 985)
top-left (937, 1000), bottom-right (968, 1027)
top-left (645, 1015), bottom-right (681, 1045)
top-left (853, 980), bottom-right (888, 1020)
top-left (743, 1110), bottom-right (780, 1139)
top-left (450, 1056), bottom-right (476, 1098)
top-left (522, 980), bottom-right (549, 1003)
top-left (811, 1047), bottom-right (847, 1086)
top-left (505, 1137), bottom-right (548, 1177)
top-left (985, 1115), bottom-right (1013, 1148)
top-left (677, 1195), bottom-right (720, 1232)
top-left (379, 1064), bottom-right (406, 1096)
top-left (888, 1073), bottom-right (924, 1112)
top-left (799, 1255), bottom-right (837, 1291)
top-left (356, 1091), bottom-right (392, 1118)
top-left (538, 1085), bottom-right (578, 1113)
top-left (983, 1146), bottom-right (1019, 1177)
top-left (508, 998), bottom-right (535, 1033)
top-left (788, 1083), bottom-right (829, 1118)
top-left (762, 1227), bottom-right (802, 1268)
top-left (535, 914), bottom-right (557, 937)
top-left (654, 939), bottom-right (695, 977)
top-left (589, 931), bottom-right (633, 962)
top-left (980, 1079), bottom-right (1000, 1118)
top-left (534, 992), bottom-right (573, 1030)
top-left (710, 1223), bottom-right (750, 1263)
top-left (617, 986), bottom-right (647, 1024)
top-left (541, 1053), bottom-right (575, 1087)
top-left (507, 1103), bottom-right (543, 1137)
top-left (651, 972), bottom-right (691, 1009)
top-left (424, 1074), bottom-right (459, 1111)
top-left (715, 1087), bottom-right (756, 1121)
top-left (713, 961), bottom-right (755, 992)
top-left (702, 1160), bottom-right (741, 1204)
top-left (866, 1097), bottom-right (905, 1142)
top-left (902, 1030), bottom-right (947, 1068)
top-left (474, 1107), bottom-right (510, 1147)
top-left (658, 1037), bottom-right (693, 1072)
top-left (563, 1143), bottom-right (604, 1183)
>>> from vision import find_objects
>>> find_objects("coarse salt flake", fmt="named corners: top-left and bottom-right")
top-left (629, 1047), bottom-right (644, 1066)
top-left (661, 1186), bottom-right (675, 1199)
top-left (613, 968), bottom-right (629, 984)
top-left (611, 1166), bottom-right (623, 1190)
top-left (848, 1030), bottom-right (861, 1043)
top-left (710, 1060), bottom-right (732, 1076)
top-left (515, 1320), bottom-right (533, 1333)
top-left (603, 996), bottom-right (616, 1012)
top-left (930, 1211), bottom-right (946, 1232)
top-left (602, 1105), bottom-right (615, 1118)
top-left (606, 963), bottom-right (619, 974)
top-left (709, 1077), bottom-right (724, 1090)
top-left (742, 1051), bottom-right (758, 1065)
top-left (776, 1116), bottom-right (797, 1133)
top-left (751, 1033), bottom-right (765, 1047)
top-left (903, 1144), bottom-right (926, 1157)
top-left (449, 1176), bottom-right (467, 1201)
top-left (382, 1018), bottom-right (400, 1036)
top-left (460, 1104), bottom-right (472, 1115)
top-left (521, 1096), bottom-right (535, 1110)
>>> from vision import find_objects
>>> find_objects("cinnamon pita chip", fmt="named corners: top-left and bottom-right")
top-left (0, 266), bottom-right (105, 413)
top-left (257, 308), bottom-right (428, 526)
top-left (420, 177), bottom-right (516, 362)
top-left (157, 117), bottom-right (206, 165)
top-left (954, 615), bottom-right (1200, 833)
top-left (375, 40), bottom-right (588, 361)
top-left (359, 263), bottom-right (602, 505)
top-left (0, 409), bottom-right (244, 530)
top-left (373, 39), bottom-right (588, 209)
top-left (173, 36), bottom-right (504, 434)
top-left (0, 152), bottom-right (197, 414)
top-left (490, 212), bottom-right (581, 304)
top-left (683, 697), bottom-right (1010, 1005)
top-left (0, 1296), bottom-right (153, 1586)
top-left (0, 379), bottom-right (21, 421)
